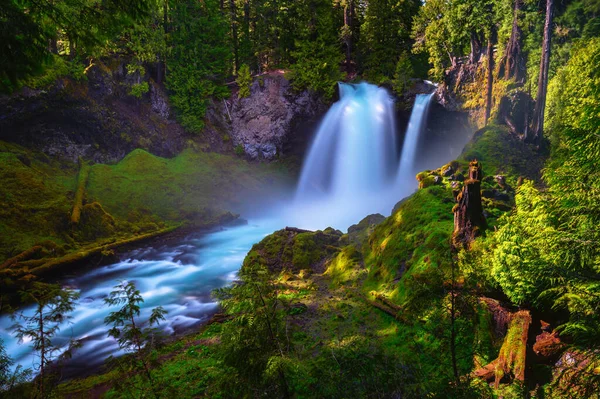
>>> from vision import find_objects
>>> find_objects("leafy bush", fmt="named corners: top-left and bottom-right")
top-left (234, 144), bottom-right (245, 156)
top-left (129, 82), bottom-right (149, 98)
top-left (236, 64), bottom-right (252, 98)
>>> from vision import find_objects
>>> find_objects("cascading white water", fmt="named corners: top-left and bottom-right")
top-left (295, 83), bottom-right (398, 199)
top-left (396, 93), bottom-right (434, 185)
top-left (290, 83), bottom-right (433, 230)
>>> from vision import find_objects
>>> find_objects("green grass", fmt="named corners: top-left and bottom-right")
top-left (363, 185), bottom-right (455, 304)
top-left (87, 148), bottom-right (292, 222)
top-left (0, 141), bottom-right (78, 258)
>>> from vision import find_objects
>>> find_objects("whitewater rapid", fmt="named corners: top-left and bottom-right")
top-left (0, 220), bottom-right (281, 377)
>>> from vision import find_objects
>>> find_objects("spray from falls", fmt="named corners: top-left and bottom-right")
top-left (290, 83), bottom-right (434, 230)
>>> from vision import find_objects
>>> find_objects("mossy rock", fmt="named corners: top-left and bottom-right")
top-left (242, 228), bottom-right (343, 274)
top-left (347, 214), bottom-right (386, 250)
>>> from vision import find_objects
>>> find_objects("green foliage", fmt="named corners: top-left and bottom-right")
top-left (1, 0), bottom-right (152, 91)
top-left (489, 181), bottom-right (554, 305)
top-left (287, 1), bottom-right (344, 99)
top-left (541, 37), bottom-right (600, 349)
top-left (235, 64), bottom-right (252, 99)
top-left (288, 38), bottom-right (344, 99)
top-left (213, 262), bottom-right (290, 396)
top-left (0, 340), bottom-right (30, 397)
top-left (167, 0), bottom-right (231, 133)
top-left (412, 0), bottom-right (495, 80)
top-left (392, 51), bottom-right (414, 95)
top-left (359, 0), bottom-right (419, 83)
top-left (104, 281), bottom-right (166, 398)
top-left (11, 282), bottom-right (79, 396)
top-left (129, 81), bottom-right (149, 98)
top-left (234, 144), bottom-right (245, 156)
top-left (104, 281), bottom-right (167, 354)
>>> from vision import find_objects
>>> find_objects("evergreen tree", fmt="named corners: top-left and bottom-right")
top-left (11, 283), bottom-right (79, 398)
top-left (167, 0), bottom-right (231, 132)
top-left (104, 281), bottom-right (167, 398)
top-left (360, 0), bottom-right (420, 83)
top-left (213, 262), bottom-right (290, 397)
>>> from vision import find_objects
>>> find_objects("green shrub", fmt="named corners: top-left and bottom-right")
top-left (129, 82), bottom-right (149, 98)
top-left (236, 64), bottom-right (252, 98)
top-left (234, 144), bottom-right (245, 156)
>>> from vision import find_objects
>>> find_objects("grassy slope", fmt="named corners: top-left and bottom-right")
top-left (0, 141), bottom-right (78, 258)
top-left (0, 142), bottom-right (292, 264)
top-left (87, 148), bottom-right (292, 222)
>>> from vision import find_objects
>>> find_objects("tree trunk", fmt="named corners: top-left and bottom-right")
top-left (469, 31), bottom-right (482, 64)
top-left (38, 305), bottom-right (45, 398)
top-left (485, 30), bottom-right (495, 124)
top-left (230, 0), bottom-right (239, 74)
top-left (449, 257), bottom-right (459, 384)
top-left (502, 0), bottom-right (525, 82)
top-left (529, 0), bottom-right (553, 144)
top-left (161, 0), bottom-right (169, 83)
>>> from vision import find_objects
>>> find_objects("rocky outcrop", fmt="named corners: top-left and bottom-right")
top-left (227, 73), bottom-right (326, 160)
top-left (347, 214), bottom-right (386, 249)
top-left (452, 159), bottom-right (486, 249)
top-left (0, 59), bottom-right (187, 163)
top-left (1, 62), bottom-right (325, 163)
top-left (243, 227), bottom-right (345, 274)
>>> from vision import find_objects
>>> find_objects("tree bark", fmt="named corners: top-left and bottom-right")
top-left (501, 0), bottom-right (525, 82)
top-left (485, 30), bottom-right (495, 124)
top-left (529, 0), bottom-right (553, 144)
top-left (230, 0), bottom-right (239, 74)
top-left (469, 31), bottom-right (482, 64)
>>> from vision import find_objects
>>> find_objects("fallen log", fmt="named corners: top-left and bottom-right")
top-left (30, 225), bottom-right (181, 277)
top-left (0, 246), bottom-right (43, 270)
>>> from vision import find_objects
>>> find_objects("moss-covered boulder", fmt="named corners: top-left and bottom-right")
top-left (347, 214), bottom-right (385, 250)
top-left (242, 227), bottom-right (344, 274)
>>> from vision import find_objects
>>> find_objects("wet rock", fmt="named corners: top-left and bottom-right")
top-left (150, 82), bottom-right (170, 119)
top-left (229, 74), bottom-right (326, 160)
top-left (442, 166), bottom-right (453, 176)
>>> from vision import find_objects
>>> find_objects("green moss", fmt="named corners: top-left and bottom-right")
top-left (364, 185), bottom-right (454, 304)
top-left (325, 246), bottom-right (364, 287)
top-left (0, 141), bottom-right (77, 260)
top-left (459, 124), bottom-right (546, 183)
top-left (86, 148), bottom-right (291, 223)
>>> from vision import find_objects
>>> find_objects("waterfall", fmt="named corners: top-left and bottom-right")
top-left (397, 93), bottom-right (434, 185)
top-left (290, 84), bottom-right (434, 230)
